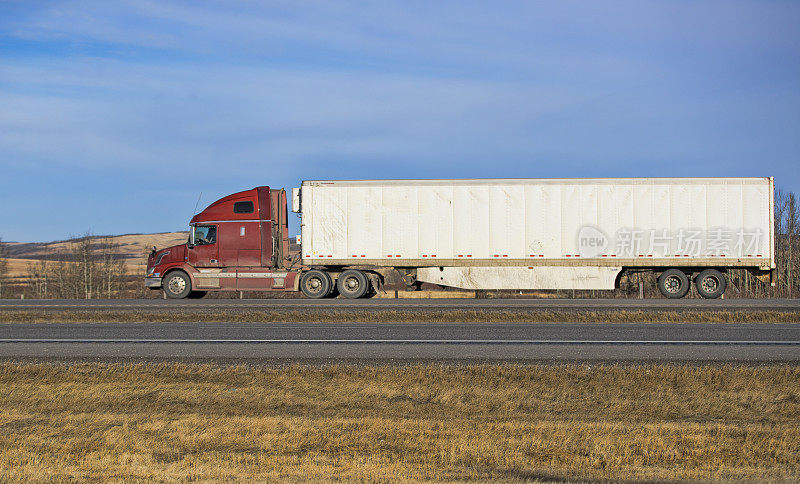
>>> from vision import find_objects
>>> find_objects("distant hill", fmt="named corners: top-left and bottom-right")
top-left (4, 232), bottom-right (189, 275)
top-left (3, 232), bottom-right (299, 277)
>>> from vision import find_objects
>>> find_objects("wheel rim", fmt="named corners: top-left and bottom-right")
top-left (167, 276), bottom-right (185, 294)
top-left (664, 275), bottom-right (682, 294)
top-left (304, 276), bottom-right (324, 295)
top-left (701, 276), bottom-right (719, 293)
top-left (343, 276), bottom-right (360, 293)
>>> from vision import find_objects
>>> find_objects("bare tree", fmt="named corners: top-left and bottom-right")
top-left (26, 256), bottom-right (51, 299)
top-left (41, 233), bottom-right (130, 299)
top-left (772, 189), bottom-right (790, 298)
top-left (52, 258), bottom-right (69, 299)
top-left (98, 236), bottom-right (127, 298)
top-left (787, 193), bottom-right (798, 298)
top-left (0, 237), bottom-right (7, 298)
top-left (68, 232), bottom-right (100, 299)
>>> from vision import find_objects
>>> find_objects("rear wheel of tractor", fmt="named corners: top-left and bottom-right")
top-left (163, 271), bottom-right (192, 299)
top-left (336, 269), bottom-right (369, 299)
top-left (657, 269), bottom-right (690, 299)
top-left (696, 269), bottom-right (726, 299)
top-left (300, 270), bottom-right (332, 299)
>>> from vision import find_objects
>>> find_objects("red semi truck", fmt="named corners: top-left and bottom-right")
top-left (145, 179), bottom-right (775, 299)
top-left (145, 187), bottom-right (298, 298)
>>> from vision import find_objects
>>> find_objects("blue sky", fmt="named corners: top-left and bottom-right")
top-left (1, 1), bottom-right (798, 241)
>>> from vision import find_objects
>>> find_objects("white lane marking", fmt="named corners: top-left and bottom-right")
top-left (0, 339), bottom-right (798, 345)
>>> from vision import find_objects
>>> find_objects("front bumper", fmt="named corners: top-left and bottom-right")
top-left (144, 276), bottom-right (163, 288)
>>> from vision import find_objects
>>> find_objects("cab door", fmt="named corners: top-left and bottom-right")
top-left (187, 225), bottom-right (220, 267)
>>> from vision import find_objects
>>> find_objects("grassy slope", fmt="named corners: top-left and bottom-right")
top-left (3, 232), bottom-right (188, 275)
top-left (0, 364), bottom-right (798, 482)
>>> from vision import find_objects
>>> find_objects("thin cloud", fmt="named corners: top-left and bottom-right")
top-left (0, 0), bottom-right (798, 241)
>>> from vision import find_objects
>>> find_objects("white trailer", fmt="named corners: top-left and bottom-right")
top-left (293, 177), bottom-right (775, 299)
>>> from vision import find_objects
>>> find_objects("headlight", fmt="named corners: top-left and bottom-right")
top-left (147, 267), bottom-right (156, 276)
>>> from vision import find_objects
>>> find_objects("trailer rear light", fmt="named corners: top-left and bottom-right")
top-left (467, 255), bottom-right (472, 257)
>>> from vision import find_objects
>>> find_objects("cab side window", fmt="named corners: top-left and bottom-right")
top-left (194, 225), bottom-right (217, 245)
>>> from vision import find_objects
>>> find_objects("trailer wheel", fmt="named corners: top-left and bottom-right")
top-left (337, 269), bottom-right (369, 299)
top-left (657, 269), bottom-right (689, 299)
top-left (300, 270), bottom-right (332, 299)
top-left (163, 271), bottom-right (192, 299)
top-left (696, 269), bottom-right (726, 299)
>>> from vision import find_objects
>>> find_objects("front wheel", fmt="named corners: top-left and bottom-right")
top-left (696, 269), bottom-right (726, 299)
top-left (163, 271), bottom-right (192, 299)
top-left (657, 269), bottom-right (690, 299)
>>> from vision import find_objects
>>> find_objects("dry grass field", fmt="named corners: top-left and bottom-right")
top-left (0, 363), bottom-right (798, 482)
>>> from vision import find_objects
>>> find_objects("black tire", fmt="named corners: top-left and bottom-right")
top-left (336, 269), bottom-right (369, 299)
top-left (657, 269), bottom-right (690, 299)
top-left (696, 269), bottom-right (726, 299)
top-left (163, 271), bottom-right (192, 299)
top-left (300, 270), bottom-right (332, 299)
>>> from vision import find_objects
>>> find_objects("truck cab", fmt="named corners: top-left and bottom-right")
top-left (145, 186), bottom-right (295, 298)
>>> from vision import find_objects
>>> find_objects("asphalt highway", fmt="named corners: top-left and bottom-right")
top-left (1, 322), bottom-right (798, 363)
top-left (1, 298), bottom-right (799, 311)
